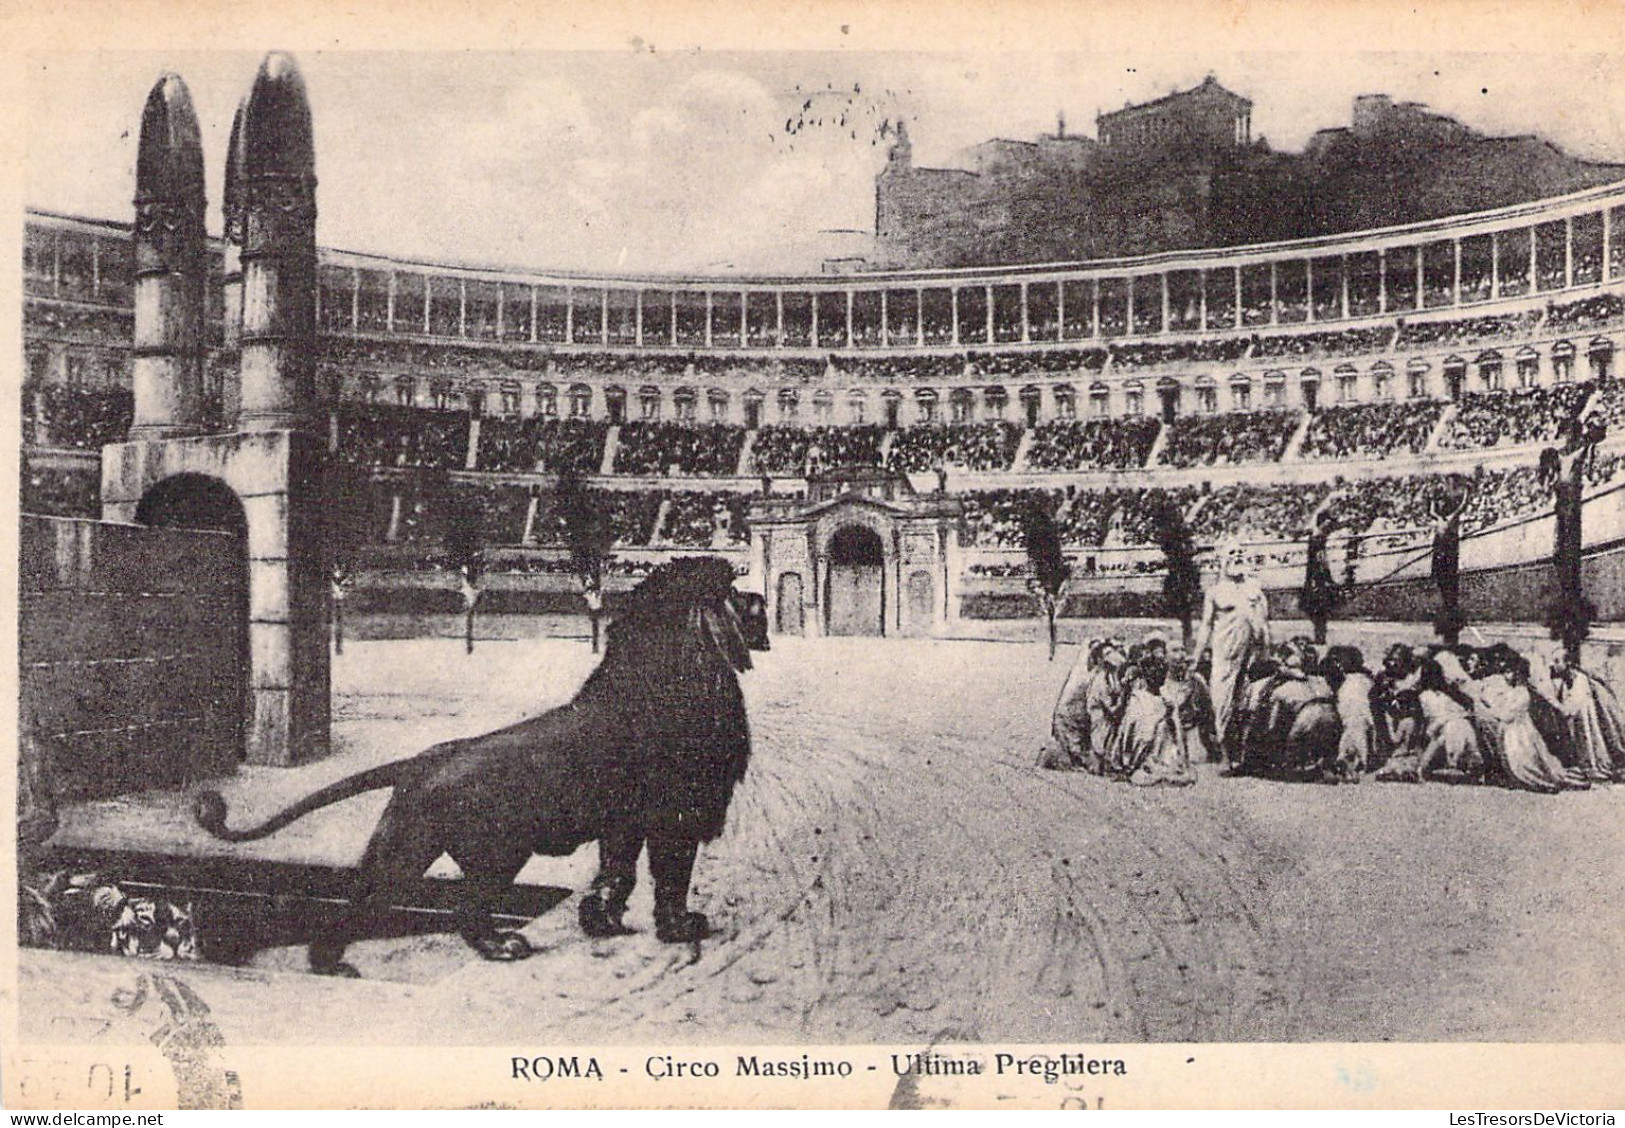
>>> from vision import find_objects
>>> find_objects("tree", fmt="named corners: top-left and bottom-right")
top-left (1021, 499), bottom-right (1072, 661)
top-left (556, 467), bottom-right (615, 651)
top-left (1152, 498), bottom-right (1201, 649)
top-left (322, 463), bottom-right (376, 656)
top-left (444, 500), bottom-right (484, 655)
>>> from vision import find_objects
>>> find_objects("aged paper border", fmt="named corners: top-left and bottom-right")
top-left (3, 0), bottom-right (1625, 1110)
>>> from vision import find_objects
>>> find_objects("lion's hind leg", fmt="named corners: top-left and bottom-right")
top-left (449, 843), bottom-right (536, 962)
top-left (648, 835), bottom-right (709, 944)
top-left (311, 808), bottom-right (443, 978)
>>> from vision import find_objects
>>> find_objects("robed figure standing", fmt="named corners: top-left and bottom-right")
top-left (1192, 547), bottom-right (1271, 763)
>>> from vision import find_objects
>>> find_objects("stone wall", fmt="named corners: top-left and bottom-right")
top-left (20, 515), bottom-right (245, 801)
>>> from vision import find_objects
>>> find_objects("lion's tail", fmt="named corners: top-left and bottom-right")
top-left (193, 761), bottom-right (405, 843)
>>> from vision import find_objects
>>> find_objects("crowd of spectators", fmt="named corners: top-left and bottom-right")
top-left (1395, 311), bottom-right (1544, 350)
top-left (1547, 293), bottom-right (1625, 332)
top-left (1437, 382), bottom-right (1593, 451)
top-left (474, 417), bottom-right (607, 474)
top-left (958, 489), bottom-right (1055, 547)
top-left (20, 461), bottom-right (100, 518)
top-left (555, 352), bottom-right (690, 380)
top-left (1587, 379), bottom-right (1625, 431)
top-left (1159, 410), bottom-right (1299, 468)
top-left (1253, 326), bottom-right (1394, 360)
top-left (834, 355), bottom-right (963, 382)
top-left (1025, 418), bottom-right (1161, 471)
top-left (968, 348), bottom-right (1108, 378)
top-left (319, 337), bottom-right (553, 378)
top-left (25, 301), bottom-right (133, 340)
top-left (1298, 400), bottom-right (1445, 460)
top-left (23, 385), bottom-right (133, 450)
top-left (654, 491), bottom-right (751, 547)
top-left (1109, 338), bottom-right (1250, 369)
top-left (1186, 482), bottom-right (1330, 542)
top-left (751, 424), bottom-right (886, 474)
top-left (614, 422), bottom-right (746, 476)
top-left (658, 492), bottom-right (723, 547)
top-left (889, 422), bottom-right (1021, 473)
top-left (335, 404), bottom-right (471, 470)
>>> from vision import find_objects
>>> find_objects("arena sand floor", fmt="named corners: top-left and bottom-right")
top-left (40, 621), bottom-right (1625, 1046)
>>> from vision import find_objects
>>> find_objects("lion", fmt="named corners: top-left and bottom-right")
top-left (194, 557), bottom-right (768, 977)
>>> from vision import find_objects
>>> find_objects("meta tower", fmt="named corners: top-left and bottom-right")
top-left (128, 74), bottom-right (208, 440)
top-left (103, 53), bottom-right (331, 767)
top-left (237, 53), bottom-right (317, 431)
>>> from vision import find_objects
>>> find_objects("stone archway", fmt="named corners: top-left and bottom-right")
top-left (825, 523), bottom-right (885, 636)
top-left (136, 472), bottom-right (247, 534)
top-left (135, 473), bottom-right (250, 759)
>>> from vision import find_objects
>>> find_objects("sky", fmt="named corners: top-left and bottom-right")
top-left (24, 49), bottom-right (1625, 275)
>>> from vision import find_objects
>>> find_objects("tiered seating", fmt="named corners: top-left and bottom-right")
top-left (1547, 293), bottom-right (1625, 332)
top-left (25, 302), bottom-right (133, 340)
top-left (1187, 482), bottom-right (1331, 542)
top-left (555, 352), bottom-right (690, 379)
top-left (336, 404), bottom-right (470, 470)
top-left (750, 425), bottom-right (885, 474)
top-left (1298, 399), bottom-right (1444, 460)
top-left (21, 463), bottom-right (100, 518)
top-left (959, 489), bottom-right (1058, 547)
top-left (890, 423), bottom-right (1021, 472)
top-left (1109, 338), bottom-right (1250, 368)
top-left (835, 356), bottom-right (961, 381)
top-left (1586, 379), bottom-right (1625, 430)
top-left (1437, 383), bottom-right (1593, 451)
top-left (1159, 410), bottom-right (1298, 467)
top-left (320, 337), bottom-right (555, 376)
top-left (26, 386), bottom-right (133, 449)
top-left (1395, 311), bottom-right (1543, 349)
top-left (969, 348), bottom-right (1108, 377)
top-left (1253, 326), bottom-right (1394, 359)
top-left (475, 418), bottom-right (606, 473)
top-left (613, 422), bottom-right (745, 476)
top-left (1110, 487), bottom-right (1203, 546)
top-left (1025, 418), bottom-right (1160, 470)
top-left (658, 491), bottom-right (751, 547)
top-left (444, 481), bottom-right (533, 545)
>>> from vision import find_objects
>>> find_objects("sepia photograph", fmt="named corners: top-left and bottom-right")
top-left (7, 1), bottom-right (1625, 1111)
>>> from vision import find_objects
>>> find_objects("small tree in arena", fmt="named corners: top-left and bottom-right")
top-left (1022, 499), bottom-right (1072, 661)
top-left (1153, 498), bottom-right (1201, 650)
top-left (557, 467), bottom-right (615, 651)
top-left (444, 501), bottom-right (485, 655)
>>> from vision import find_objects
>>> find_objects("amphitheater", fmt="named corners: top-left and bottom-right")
top-left (23, 178), bottom-right (1625, 635)
top-left (15, 60), bottom-right (1625, 1084)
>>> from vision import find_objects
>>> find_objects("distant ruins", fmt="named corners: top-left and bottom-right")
top-left (875, 76), bottom-right (1625, 268)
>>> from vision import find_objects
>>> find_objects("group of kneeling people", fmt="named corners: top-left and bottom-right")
top-left (1039, 633), bottom-right (1625, 792)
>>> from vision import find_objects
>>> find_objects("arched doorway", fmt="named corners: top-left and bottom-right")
top-left (136, 474), bottom-right (250, 759)
top-left (825, 524), bottom-right (885, 636)
top-left (776, 572), bottom-right (804, 635)
top-left (1156, 377), bottom-right (1181, 423)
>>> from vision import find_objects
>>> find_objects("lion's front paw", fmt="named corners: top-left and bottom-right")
top-left (471, 931), bottom-right (535, 961)
top-left (655, 910), bottom-right (710, 944)
top-left (311, 957), bottom-right (362, 978)
top-left (579, 896), bottom-right (635, 938)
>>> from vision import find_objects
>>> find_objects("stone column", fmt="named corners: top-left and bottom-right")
top-left (220, 97), bottom-right (248, 422)
top-left (237, 53), bottom-right (318, 433)
top-left (236, 52), bottom-right (329, 764)
top-left (129, 73), bottom-right (208, 440)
